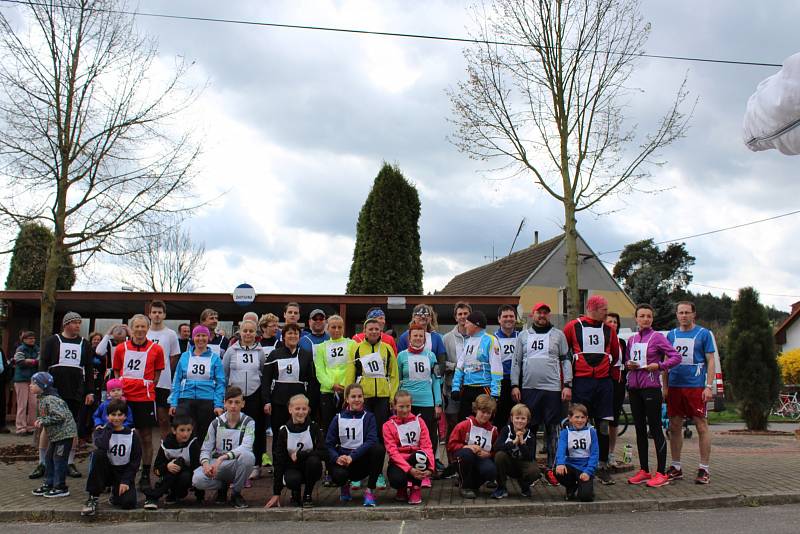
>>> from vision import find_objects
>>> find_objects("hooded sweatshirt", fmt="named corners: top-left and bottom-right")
top-left (556, 423), bottom-right (599, 476)
top-left (382, 413), bottom-right (435, 472)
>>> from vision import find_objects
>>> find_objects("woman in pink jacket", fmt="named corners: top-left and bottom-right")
top-left (624, 304), bottom-right (681, 488)
top-left (382, 390), bottom-right (434, 505)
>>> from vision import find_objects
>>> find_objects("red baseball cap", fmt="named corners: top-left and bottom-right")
top-left (531, 302), bottom-right (551, 313)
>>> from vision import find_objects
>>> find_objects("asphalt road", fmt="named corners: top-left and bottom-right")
top-left (5, 504), bottom-right (800, 533)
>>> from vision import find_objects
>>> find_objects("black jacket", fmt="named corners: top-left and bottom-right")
top-left (262, 346), bottom-right (317, 406)
top-left (493, 423), bottom-right (536, 461)
top-left (272, 419), bottom-right (328, 493)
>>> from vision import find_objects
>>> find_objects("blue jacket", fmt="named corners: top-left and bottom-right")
top-left (325, 409), bottom-right (378, 462)
top-left (397, 348), bottom-right (442, 408)
top-left (299, 331), bottom-right (330, 354)
top-left (451, 330), bottom-right (503, 397)
top-left (169, 348), bottom-right (226, 408)
top-left (397, 330), bottom-right (446, 359)
top-left (92, 399), bottom-right (133, 429)
top-left (556, 423), bottom-right (599, 476)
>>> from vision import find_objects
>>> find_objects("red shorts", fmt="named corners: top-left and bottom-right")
top-left (667, 387), bottom-right (707, 419)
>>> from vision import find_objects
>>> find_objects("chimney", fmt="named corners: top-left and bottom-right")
top-left (792, 300), bottom-right (800, 314)
top-left (533, 231), bottom-right (539, 247)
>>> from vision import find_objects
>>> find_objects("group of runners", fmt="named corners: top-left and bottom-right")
top-left (17, 295), bottom-right (717, 512)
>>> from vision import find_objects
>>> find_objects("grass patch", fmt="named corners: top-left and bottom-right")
top-left (707, 402), bottom-right (797, 424)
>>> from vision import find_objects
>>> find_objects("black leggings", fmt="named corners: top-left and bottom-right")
top-left (284, 455), bottom-right (323, 496)
top-left (457, 386), bottom-right (492, 423)
top-left (387, 451), bottom-right (429, 489)
top-left (412, 405), bottom-right (438, 454)
top-left (319, 392), bottom-right (343, 436)
top-left (243, 389), bottom-right (266, 464)
top-left (329, 444), bottom-right (386, 489)
top-left (364, 397), bottom-right (390, 444)
top-left (177, 399), bottom-right (215, 443)
top-left (629, 387), bottom-right (667, 474)
top-left (270, 404), bottom-right (290, 455)
top-left (555, 465), bottom-right (594, 502)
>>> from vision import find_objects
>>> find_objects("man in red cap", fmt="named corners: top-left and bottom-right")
top-left (562, 295), bottom-right (620, 485)
top-left (510, 302), bottom-right (571, 485)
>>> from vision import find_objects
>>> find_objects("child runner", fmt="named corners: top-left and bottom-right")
top-left (169, 325), bottom-right (226, 443)
top-left (92, 379), bottom-right (133, 429)
top-left (13, 331), bottom-right (39, 435)
top-left (192, 386), bottom-right (255, 509)
top-left (625, 304), bottom-right (681, 488)
top-left (382, 390), bottom-right (435, 505)
top-left (266, 394), bottom-right (327, 508)
top-left (555, 403), bottom-right (599, 502)
top-left (30, 372), bottom-right (78, 498)
top-left (222, 319), bottom-right (267, 483)
top-left (446, 394), bottom-right (499, 499)
top-left (326, 383), bottom-right (386, 507)
top-left (396, 321), bottom-right (442, 486)
top-left (143, 413), bottom-right (201, 509)
top-left (491, 403), bottom-right (540, 499)
top-left (81, 398), bottom-right (142, 515)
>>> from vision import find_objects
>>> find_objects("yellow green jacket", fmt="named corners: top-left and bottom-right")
top-left (345, 339), bottom-right (399, 399)
top-left (314, 337), bottom-right (357, 394)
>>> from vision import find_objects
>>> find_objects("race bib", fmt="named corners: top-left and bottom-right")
top-left (463, 338), bottom-right (482, 372)
top-left (395, 418), bottom-right (421, 448)
top-left (359, 352), bottom-right (385, 379)
top-left (235, 349), bottom-right (260, 370)
top-left (216, 426), bottom-right (240, 453)
top-left (122, 347), bottom-right (148, 379)
top-left (326, 341), bottom-right (348, 368)
top-left (58, 340), bottom-right (82, 368)
top-left (108, 433), bottom-right (134, 466)
top-left (567, 428), bottom-right (592, 459)
top-left (407, 354), bottom-right (431, 381)
top-left (286, 428), bottom-right (314, 455)
top-left (498, 338), bottom-right (516, 363)
top-left (630, 342), bottom-right (648, 366)
top-left (339, 416), bottom-right (364, 449)
top-left (468, 422), bottom-right (493, 452)
top-left (527, 333), bottom-right (550, 359)
top-left (277, 356), bottom-right (300, 383)
top-left (187, 355), bottom-right (211, 381)
top-left (581, 325), bottom-right (605, 354)
top-left (673, 337), bottom-right (696, 366)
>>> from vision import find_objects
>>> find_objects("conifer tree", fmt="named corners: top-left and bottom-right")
top-left (346, 163), bottom-right (423, 294)
top-left (5, 223), bottom-right (76, 290)
top-left (724, 287), bottom-right (780, 430)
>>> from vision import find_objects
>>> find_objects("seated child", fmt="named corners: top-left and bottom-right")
top-left (81, 398), bottom-right (143, 515)
top-left (143, 413), bottom-right (201, 509)
top-left (325, 383), bottom-right (386, 507)
top-left (555, 403), bottom-right (599, 502)
top-left (192, 386), bottom-right (255, 509)
top-left (382, 390), bottom-right (435, 505)
top-left (446, 394), bottom-right (498, 499)
top-left (30, 372), bottom-right (78, 498)
top-left (266, 394), bottom-right (328, 509)
top-left (92, 379), bottom-right (133, 430)
top-left (492, 403), bottom-right (541, 498)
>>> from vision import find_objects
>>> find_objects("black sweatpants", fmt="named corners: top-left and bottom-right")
top-left (495, 377), bottom-right (513, 428)
top-left (555, 465), bottom-right (594, 502)
top-left (629, 387), bottom-right (667, 474)
top-left (283, 455), bottom-right (323, 496)
top-left (329, 444), bottom-right (386, 489)
top-left (457, 385), bottom-right (492, 423)
top-left (412, 405), bottom-right (438, 454)
top-left (387, 451), bottom-right (429, 489)
top-left (243, 389), bottom-right (266, 463)
top-left (364, 397), bottom-right (390, 444)
top-left (494, 451), bottom-right (541, 488)
top-left (86, 452), bottom-right (138, 509)
top-left (176, 399), bottom-right (215, 444)
top-left (319, 392), bottom-right (343, 436)
top-left (455, 448), bottom-right (496, 491)
top-left (144, 468), bottom-right (193, 500)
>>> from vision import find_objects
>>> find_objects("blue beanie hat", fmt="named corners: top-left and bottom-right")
top-left (31, 371), bottom-right (54, 390)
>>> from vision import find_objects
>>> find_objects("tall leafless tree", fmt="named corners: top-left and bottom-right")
top-left (449, 0), bottom-right (691, 318)
top-left (118, 224), bottom-right (206, 292)
top-left (0, 0), bottom-right (201, 336)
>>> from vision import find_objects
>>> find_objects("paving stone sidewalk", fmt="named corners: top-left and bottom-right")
top-left (0, 422), bottom-right (797, 521)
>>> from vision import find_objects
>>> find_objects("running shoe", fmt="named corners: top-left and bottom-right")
top-left (421, 477), bottom-right (432, 488)
top-left (81, 496), bottom-right (99, 516)
top-left (261, 452), bottom-right (272, 467)
top-left (520, 484), bottom-right (532, 498)
top-left (394, 487), bottom-right (408, 502)
top-left (164, 493), bottom-right (178, 505)
top-left (230, 492), bottom-right (248, 509)
top-left (695, 468), bottom-right (710, 485)
top-left (408, 486), bottom-right (422, 505)
top-left (597, 467), bottom-right (615, 485)
top-left (485, 480), bottom-right (498, 489)
top-left (666, 466), bottom-right (683, 481)
top-left (144, 499), bottom-right (158, 510)
top-left (339, 485), bottom-right (352, 502)
top-left (646, 472), bottom-right (670, 488)
top-left (441, 464), bottom-right (458, 479)
top-left (376, 474), bottom-right (387, 489)
top-left (435, 459), bottom-right (447, 473)
top-left (302, 494), bottom-right (314, 508)
top-left (363, 489), bottom-right (377, 507)
top-left (627, 469), bottom-right (652, 485)
top-left (490, 487), bottom-right (508, 499)
top-left (545, 469), bottom-right (559, 486)
top-left (350, 479), bottom-right (362, 490)
top-left (32, 484), bottom-right (52, 496)
top-left (28, 464), bottom-right (45, 479)
top-left (44, 486), bottom-right (70, 498)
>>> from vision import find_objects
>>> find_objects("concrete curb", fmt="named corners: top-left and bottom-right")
top-left (2, 491), bottom-right (800, 523)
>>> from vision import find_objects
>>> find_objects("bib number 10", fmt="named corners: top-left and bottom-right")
top-left (366, 360), bottom-right (380, 373)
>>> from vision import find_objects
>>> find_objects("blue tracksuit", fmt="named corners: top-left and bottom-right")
top-left (556, 423), bottom-right (599, 476)
top-left (168, 348), bottom-right (226, 408)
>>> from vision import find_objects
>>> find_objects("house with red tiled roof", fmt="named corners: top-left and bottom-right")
top-left (439, 233), bottom-right (635, 327)
top-left (775, 301), bottom-right (800, 353)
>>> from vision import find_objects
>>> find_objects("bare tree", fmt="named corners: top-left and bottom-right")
top-left (118, 224), bottom-right (206, 292)
top-left (449, 0), bottom-right (691, 318)
top-left (0, 0), bottom-right (200, 336)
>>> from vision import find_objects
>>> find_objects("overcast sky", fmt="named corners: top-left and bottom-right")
top-left (3, 0), bottom-right (799, 312)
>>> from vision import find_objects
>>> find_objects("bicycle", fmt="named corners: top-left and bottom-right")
top-left (772, 392), bottom-right (800, 420)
